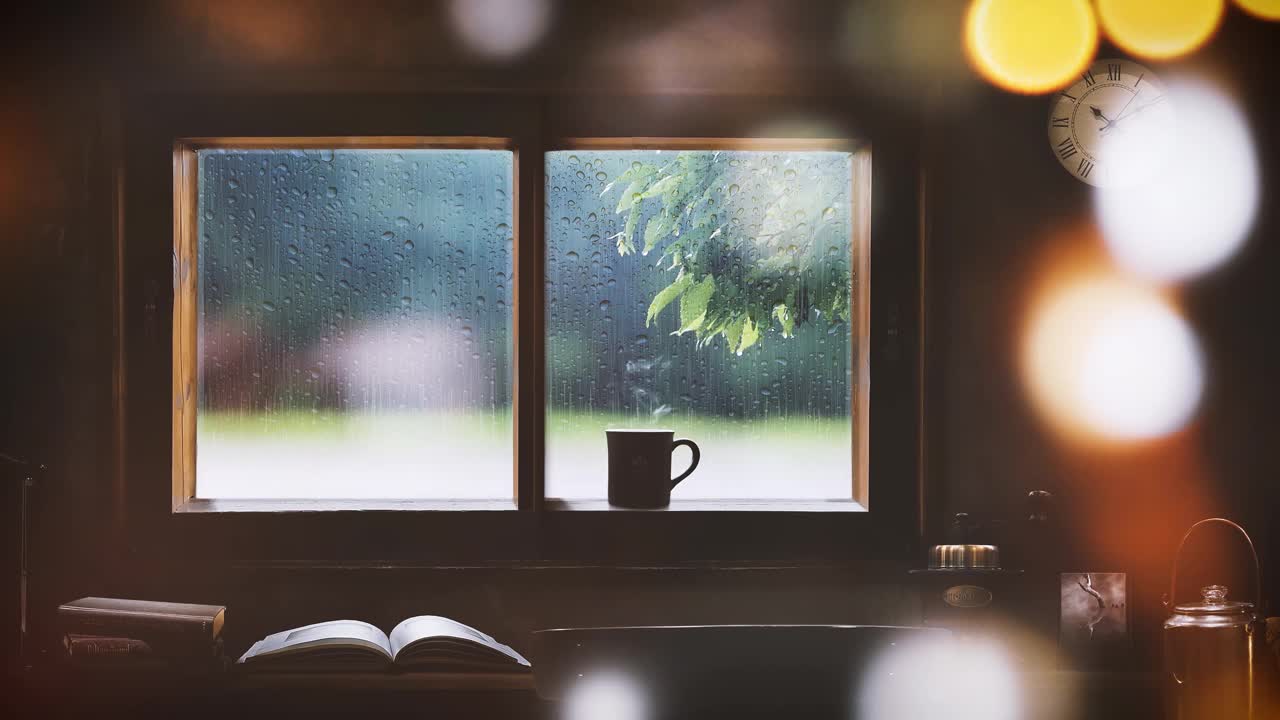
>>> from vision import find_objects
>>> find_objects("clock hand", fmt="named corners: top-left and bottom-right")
top-left (1107, 94), bottom-right (1165, 129)
top-left (1089, 105), bottom-right (1112, 127)
top-left (1102, 91), bottom-right (1141, 133)
top-left (1111, 90), bottom-right (1141, 122)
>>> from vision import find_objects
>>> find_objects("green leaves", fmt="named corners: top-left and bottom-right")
top-left (640, 173), bottom-right (682, 200)
top-left (617, 204), bottom-right (641, 255)
top-left (716, 314), bottom-right (760, 354)
top-left (616, 184), bottom-right (642, 214)
top-left (615, 166), bottom-right (658, 214)
top-left (772, 304), bottom-right (795, 338)
top-left (646, 273), bottom-right (693, 326)
top-left (677, 275), bottom-right (716, 334)
top-left (642, 213), bottom-right (675, 255)
top-left (607, 151), bottom-right (852, 353)
top-left (723, 316), bottom-right (745, 353)
top-left (736, 317), bottom-right (761, 355)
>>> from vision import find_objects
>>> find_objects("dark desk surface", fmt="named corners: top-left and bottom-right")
top-left (13, 667), bottom-right (547, 719)
top-left (11, 666), bottom-right (1169, 720)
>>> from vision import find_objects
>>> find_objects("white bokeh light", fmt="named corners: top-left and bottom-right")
top-left (1094, 77), bottom-right (1259, 282)
top-left (858, 635), bottom-right (1020, 720)
top-left (1077, 300), bottom-right (1204, 440)
top-left (1023, 276), bottom-right (1204, 443)
top-left (563, 670), bottom-right (649, 720)
top-left (449, 0), bottom-right (551, 59)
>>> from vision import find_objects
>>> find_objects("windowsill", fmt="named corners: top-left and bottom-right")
top-left (174, 498), bottom-right (518, 513)
top-left (173, 498), bottom-right (866, 513)
top-left (544, 499), bottom-right (866, 512)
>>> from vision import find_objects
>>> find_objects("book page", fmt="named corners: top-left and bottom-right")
top-left (389, 616), bottom-right (529, 666)
top-left (239, 620), bottom-right (392, 663)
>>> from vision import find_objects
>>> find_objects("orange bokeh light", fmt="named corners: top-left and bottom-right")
top-left (964, 0), bottom-right (1098, 94)
top-left (1020, 237), bottom-right (1203, 447)
top-left (1097, 0), bottom-right (1225, 59)
top-left (1235, 0), bottom-right (1280, 20)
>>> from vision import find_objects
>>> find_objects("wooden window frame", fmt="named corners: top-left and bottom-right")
top-left (121, 92), bottom-right (923, 568)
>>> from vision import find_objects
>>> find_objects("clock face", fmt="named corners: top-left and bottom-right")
top-left (1048, 59), bottom-right (1175, 187)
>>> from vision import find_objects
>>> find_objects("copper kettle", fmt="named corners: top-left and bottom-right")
top-left (1164, 518), bottom-right (1264, 720)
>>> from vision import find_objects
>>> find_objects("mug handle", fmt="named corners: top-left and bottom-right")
top-left (670, 439), bottom-right (700, 488)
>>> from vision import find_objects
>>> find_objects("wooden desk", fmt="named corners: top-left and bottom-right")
top-left (14, 667), bottom-right (548, 719)
top-left (12, 666), bottom-right (1170, 719)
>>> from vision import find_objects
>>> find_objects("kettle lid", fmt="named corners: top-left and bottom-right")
top-left (1172, 585), bottom-right (1255, 616)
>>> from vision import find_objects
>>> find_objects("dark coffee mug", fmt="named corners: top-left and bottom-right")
top-left (606, 429), bottom-right (700, 508)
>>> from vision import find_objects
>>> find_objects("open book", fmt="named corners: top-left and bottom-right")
top-left (237, 616), bottom-right (530, 673)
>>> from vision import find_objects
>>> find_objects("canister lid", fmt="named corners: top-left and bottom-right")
top-left (1172, 585), bottom-right (1255, 616)
top-left (928, 544), bottom-right (1001, 570)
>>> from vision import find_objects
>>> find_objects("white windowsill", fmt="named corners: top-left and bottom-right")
top-left (174, 498), bottom-right (865, 513)
top-left (544, 499), bottom-right (866, 512)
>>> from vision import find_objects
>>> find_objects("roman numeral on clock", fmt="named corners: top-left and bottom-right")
top-left (1051, 116), bottom-right (1069, 128)
top-left (1077, 158), bottom-right (1094, 179)
top-left (1108, 64), bottom-right (1122, 81)
top-left (1057, 137), bottom-right (1077, 160)
top-left (1082, 70), bottom-right (1096, 87)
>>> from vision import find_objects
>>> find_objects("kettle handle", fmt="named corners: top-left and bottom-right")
top-left (1167, 518), bottom-right (1262, 611)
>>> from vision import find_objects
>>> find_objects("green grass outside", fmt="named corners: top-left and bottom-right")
top-left (199, 409), bottom-right (851, 445)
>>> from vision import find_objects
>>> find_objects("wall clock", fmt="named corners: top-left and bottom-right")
top-left (1047, 59), bottom-right (1174, 187)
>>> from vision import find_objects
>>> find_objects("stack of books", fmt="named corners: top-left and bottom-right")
top-left (57, 597), bottom-right (228, 674)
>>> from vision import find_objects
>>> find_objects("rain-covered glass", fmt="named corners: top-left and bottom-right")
top-left (196, 148), bottom-right (514, 499)
top-left (545, 149), bottom-right (860, 501)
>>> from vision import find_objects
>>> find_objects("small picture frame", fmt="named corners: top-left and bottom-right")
top-left (1059, 572), bottom-right (1129, 668)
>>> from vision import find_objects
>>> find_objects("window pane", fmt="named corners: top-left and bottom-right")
top-left (196, 148), bottom-right (513, 499)
top-left (545, 149), bottom-right (861, 501)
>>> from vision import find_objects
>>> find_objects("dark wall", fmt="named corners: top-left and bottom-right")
top-left (927, 9), bottom-right (1280, 602)
top-left (3, 0), bottom-right (1279, 678)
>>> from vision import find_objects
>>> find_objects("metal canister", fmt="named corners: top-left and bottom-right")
top-left (1164, 518), bottom-right (1263, 720)
top-left (928, 543), bottom-right (1001, 570)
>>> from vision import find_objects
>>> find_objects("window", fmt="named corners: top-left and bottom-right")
top-left (176, 140), bottom-right (515, 500)
top-left (126, 93), bottom-right (921, 565)
top-left (544, 145), bottom-right (869, 505)
top-left (175, 138), bottom-right (871, 509)
top-left (163, 118), bottom-right (895, 526)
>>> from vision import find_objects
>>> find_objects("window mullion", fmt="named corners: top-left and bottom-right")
top-left (514, 105), bottom-right (548, 510)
